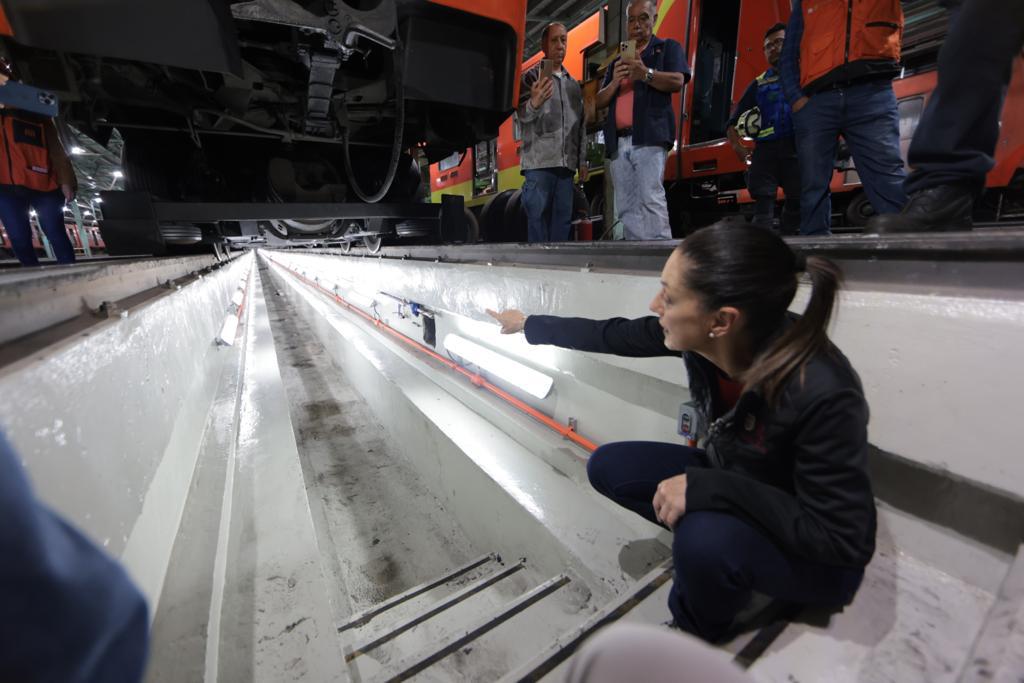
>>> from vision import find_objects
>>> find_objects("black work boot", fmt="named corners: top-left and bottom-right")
top-left (868, 184), bottom-right (975, 234)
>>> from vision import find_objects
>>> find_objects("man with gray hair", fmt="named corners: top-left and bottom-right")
top-left (517, 22), bottom-right (588, 243)
top-left (596, 0), bottom-right (689, 240)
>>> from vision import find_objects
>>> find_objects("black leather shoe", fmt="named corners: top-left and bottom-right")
top-left (868, 184), bottom-right (975, 234)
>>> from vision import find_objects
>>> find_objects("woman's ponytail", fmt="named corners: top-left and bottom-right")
top-left (743, 255), bottom-right (842, 403)
top-left (678, 222), bottom-right (844, 405)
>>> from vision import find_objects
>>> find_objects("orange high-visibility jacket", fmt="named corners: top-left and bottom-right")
top-left (799, 0), bottom-right (903, 92)
top-left (0, 110), bottom-right (76, 193)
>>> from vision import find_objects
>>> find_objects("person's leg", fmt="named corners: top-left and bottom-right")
top-left (778, 136), bottom-right (803, 234)
top-left (31, 190), bottom-right (75, 264)
top-left (522, 169), bottom-right (555, 243)
top-left (549, 169), bottom-right (575, 241)
top-left (905, 0), bottom-right (1024, 195)
top-left (792, 90), bottom-right (842, 236)
top-left (747, 142), bottom-right (780, 230)
top-left (839, 80), bottom-right (908, 216)
top-left (610, 138), bottom-right (641, 240)
top-left (0, 190), bottom-right (40, 266)
top-left (587, 441), bottom-right (707, 525)
top-left (669, 511), bottom-right (865, 643)
top-left (564, 623), bottom-right (755, 683)
top-left (633, 146), bottom-right (671, 240)
top-left (869, 0), bottom-right (1024, 233)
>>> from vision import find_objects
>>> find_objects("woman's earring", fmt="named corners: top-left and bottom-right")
top-left (708, 332), bottom-right (716, 339)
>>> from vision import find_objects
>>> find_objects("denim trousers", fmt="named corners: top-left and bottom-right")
top-left (792, 79), bottom-right (907, 235)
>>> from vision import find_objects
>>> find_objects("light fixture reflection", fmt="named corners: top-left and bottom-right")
top-left (444, 333), bottom-right (553, 399)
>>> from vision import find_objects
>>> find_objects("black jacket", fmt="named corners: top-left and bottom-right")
top-left (524, 314), bottom-right (876, 569)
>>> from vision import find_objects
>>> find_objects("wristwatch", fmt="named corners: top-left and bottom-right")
top-left (645, 67), bottom-right (655, 83)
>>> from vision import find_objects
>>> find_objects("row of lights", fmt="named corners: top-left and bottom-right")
top-left (273, 255), bottom-right (554, 400)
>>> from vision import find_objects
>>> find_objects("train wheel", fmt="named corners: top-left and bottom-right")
top-left (503, 189), bottom-right (528, 243)
top-left (845, 192), bottom-right (876, 228)
top-left (479, 189), bottom-right (516, 242)
top-left (462, 207), bottom-right (480, 243)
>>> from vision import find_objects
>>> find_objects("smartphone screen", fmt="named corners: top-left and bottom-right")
top-left (540, 59), bottom-right (554, 81)
top-left (620, 40), bottom-right (637, 61)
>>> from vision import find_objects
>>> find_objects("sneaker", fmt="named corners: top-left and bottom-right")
top-left (868, 184), bottom-right (974, 234)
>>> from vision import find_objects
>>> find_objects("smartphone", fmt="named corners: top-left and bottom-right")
top-left (0, 80), bottom-right (59, 117)
top-left (540, 58), bottom-right (554, 81)
top-left (619, 40), bottom-right (637, 62)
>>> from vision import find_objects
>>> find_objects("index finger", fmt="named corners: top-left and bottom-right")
top-left (485, 308), bottom-right (501, 321)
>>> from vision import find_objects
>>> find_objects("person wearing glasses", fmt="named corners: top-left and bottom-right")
top-left (596, 0), bottom-right (689, 241)
top-left (725, 24), bottom-right (801, 235)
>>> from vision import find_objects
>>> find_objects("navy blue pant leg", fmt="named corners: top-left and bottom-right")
top-left (670, 511), bottom-right (864, 642)
top-left (0, 188), bottom-right (74, 266)
top-left (32, 189), bottom-right (75, 264)
top-left (839, 80), bottom-right (908, 216)
top-left (905, 0), bottom-right (1024, 195)
top-left (588, 441), bottom-right (864, 643)
top-left (792, 91), bottom-right (842, 236)
top-left (587, 441), bottom-right (704, 524)
top-left (550, 171), bottom-right (575, 241)
top-left (523, 168), bottom-right (574, 243)
top-left (0, 188), bottom-right (40, 266)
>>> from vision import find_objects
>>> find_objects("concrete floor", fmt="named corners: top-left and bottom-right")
top-left (260, 262), bottom-right (597, 681)
top-left (6, 247), bottom-right (1017, 681)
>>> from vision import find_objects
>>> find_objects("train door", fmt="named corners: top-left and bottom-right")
top-left (689, 0), bottom-right (741, 144)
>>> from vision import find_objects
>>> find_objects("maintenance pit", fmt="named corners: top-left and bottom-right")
top-left (1, 236), bottom-right (1023, 682)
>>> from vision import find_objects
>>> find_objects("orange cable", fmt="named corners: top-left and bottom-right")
top-left (268, 256), bottom-right (599, 454)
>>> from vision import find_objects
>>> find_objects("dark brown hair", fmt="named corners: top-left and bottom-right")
top-left (765, 23), bottom-right (787, 41)
top-left (678, 221), bottom-right (842, 404)
top-left (541, 22), bottom-right (566, 46)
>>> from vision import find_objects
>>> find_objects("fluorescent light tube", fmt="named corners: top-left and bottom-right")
top-left (217, 315), bottom-right (239, 346)
top-left (444, 333), bottom-right (553, 399)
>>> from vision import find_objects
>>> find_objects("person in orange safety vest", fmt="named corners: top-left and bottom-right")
top-left (0, 59), bottom-right (77, 266)
top-left (779, 0), bottom-right (909, 236)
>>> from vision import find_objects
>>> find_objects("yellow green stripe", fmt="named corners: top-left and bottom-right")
top-left (431, 166), bottom-right (527, 208)
top-left (654, 0), bottom-right (678, 34)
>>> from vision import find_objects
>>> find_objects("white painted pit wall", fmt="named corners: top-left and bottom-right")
top-left (270, 252), bottom-right (1024, 502)
top-left (0, 252), bottom-right (255, 617)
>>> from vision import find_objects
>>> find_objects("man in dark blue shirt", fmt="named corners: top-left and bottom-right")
top-left (726, 23), bottom-right (800, 235)
top-left (0, 432), bottom-right (149, 682)
top-left (596, 0), bottom-right (689, 240)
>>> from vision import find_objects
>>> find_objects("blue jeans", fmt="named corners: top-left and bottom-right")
top-left (522, 168), bottom-right (574, 243)
top-left (610, 138), bottom-right (671, 240)
top-left (793, 80), bottom-right (908, 235)
top-left (0, 186), bottom-right (75, 266)
top-left (587, 441), bottom-right (864, 642)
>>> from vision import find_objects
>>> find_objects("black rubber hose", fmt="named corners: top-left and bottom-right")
top-left (344, 42), bottom-right (405, 203)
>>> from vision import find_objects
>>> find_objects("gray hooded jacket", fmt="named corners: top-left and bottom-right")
top-left (517, 63), bottom-right (587, 173)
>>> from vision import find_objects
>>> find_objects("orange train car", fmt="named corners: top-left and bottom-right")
top-left (431, 0), bottom-right (1024, 239)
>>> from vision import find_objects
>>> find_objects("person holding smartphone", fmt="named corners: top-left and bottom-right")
top-left (596, 0), bottom-right (689, 241)
top-left (517, 22), bottom-right (588, 243)
top-left (0, 60), bottom-right (78, 266)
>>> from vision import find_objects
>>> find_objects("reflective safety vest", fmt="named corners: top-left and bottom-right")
top-left (754, 69), bottom-right (794, 142)
top-left (799, 0), bottom-right (903, 92)
top-left (0, 110), bottom-right (64, 192)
